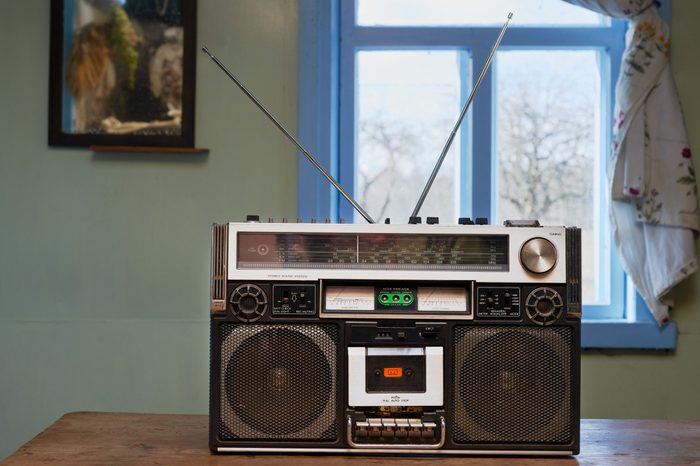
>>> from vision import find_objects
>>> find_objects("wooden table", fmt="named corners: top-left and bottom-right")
top-left (3, 412), bottom-right (699, 465)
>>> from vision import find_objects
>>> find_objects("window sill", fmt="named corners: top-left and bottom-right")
top-left (581, 319), bottom-right (677, 350)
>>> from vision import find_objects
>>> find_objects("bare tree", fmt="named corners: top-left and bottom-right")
top-left (357, 119), bottom-right (420, 220)
top-left (498, 74), bottom-right (595, 228)
top-left (357, 115), bottom-right (457, 222)
top-left (357, 72), bottom-right (595, 227)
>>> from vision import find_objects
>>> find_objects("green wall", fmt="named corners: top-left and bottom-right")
top-left (1, 0), bottom-right (699, 460)
top-left (0, 0), bottom-right (298, 459)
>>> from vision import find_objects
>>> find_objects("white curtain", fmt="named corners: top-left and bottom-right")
top-left (562, 0), bottom-right (699, 323)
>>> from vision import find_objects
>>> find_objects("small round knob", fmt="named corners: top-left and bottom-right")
top-left (230, 284), bottom-right (268, 322)
top-left (525, 287), bottom-right (564, 325)
top-left (520, 237), bottom-right (557, 274)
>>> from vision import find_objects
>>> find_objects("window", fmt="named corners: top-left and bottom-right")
top-left (298, 0), bottom-right (677, 348)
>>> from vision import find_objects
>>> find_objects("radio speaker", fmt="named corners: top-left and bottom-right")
top-left (453, 326), bottom-right (574, 445)
top-left (217, 323), bottom-right (339, 441)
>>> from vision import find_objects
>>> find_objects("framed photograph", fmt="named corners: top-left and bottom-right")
top-left (48, 0), bottom-right (196, 148)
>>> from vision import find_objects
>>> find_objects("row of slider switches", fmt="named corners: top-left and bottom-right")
top-left (246, 215), bottom-right (344, 223)
top-left (246, 214), bottom-right (489, 225)
top-left (354, 418), bottom-right (437, 439)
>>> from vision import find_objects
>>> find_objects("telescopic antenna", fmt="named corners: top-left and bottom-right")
top-left (409, 12), bottom-right (513, 219)
top-left (202, 47), bottom-right (376, 224)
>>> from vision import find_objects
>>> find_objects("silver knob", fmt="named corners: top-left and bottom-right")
top-left (520, 237), bottom-right (557, 274)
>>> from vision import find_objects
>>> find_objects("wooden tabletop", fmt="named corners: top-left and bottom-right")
top-left (3, 412), bottom-right (700, 465)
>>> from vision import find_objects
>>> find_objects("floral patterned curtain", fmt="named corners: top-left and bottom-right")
top-left (563, 0), bottom-right (699, 323)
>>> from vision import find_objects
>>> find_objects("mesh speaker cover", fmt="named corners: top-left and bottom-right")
top-left (453, 326), bottom-right (573, 445)
top-left (219, 324), bottom-right (338, 441)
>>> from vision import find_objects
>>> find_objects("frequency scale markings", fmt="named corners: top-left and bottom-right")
top-left (237, 233), bottom-right (509, 271)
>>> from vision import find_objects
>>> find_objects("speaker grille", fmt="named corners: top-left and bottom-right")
top-left (218, 324), bottom-right (338, 441)
top-left (453, 326), bottom-right (573, 445)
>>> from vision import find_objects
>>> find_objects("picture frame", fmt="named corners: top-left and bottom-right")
top-left (48, 0), bottom-right (196, 148)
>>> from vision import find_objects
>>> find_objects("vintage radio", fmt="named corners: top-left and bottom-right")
top-left (204, 11), bottom-right (580, 456)
top-left (209, 220), bottom-right (581, 455)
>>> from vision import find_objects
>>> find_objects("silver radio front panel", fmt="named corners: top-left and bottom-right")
top-left (226, 222), bottom-right (566, 284)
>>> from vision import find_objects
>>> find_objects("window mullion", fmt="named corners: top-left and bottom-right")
top-left (338, 1), bottom-right (359, 222)
top-left (458, 50), bottom-right (472, 219)
top-left (470, 45), bottom-right (494, 220)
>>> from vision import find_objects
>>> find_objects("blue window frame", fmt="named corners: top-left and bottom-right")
top-left (298, 0), bottom-right (677, 349)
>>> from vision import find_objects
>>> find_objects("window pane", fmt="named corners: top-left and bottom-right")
top-left (357, 0), bottom-right (608, 27)
top-left (495, 50), bottom-right (603, 304)
top-left (356, 50), bottom-right (463, 223)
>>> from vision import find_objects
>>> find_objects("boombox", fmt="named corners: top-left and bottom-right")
top-left (209, 220), bottom-right (581, 455)
top-left (204, 11), bottom-right (580, 456)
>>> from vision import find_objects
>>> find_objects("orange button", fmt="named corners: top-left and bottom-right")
top-left (383, 367), bottom-right (403, 378)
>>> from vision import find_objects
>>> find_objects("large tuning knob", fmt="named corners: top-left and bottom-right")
top-left (520, 237), bottom-right (557, 274)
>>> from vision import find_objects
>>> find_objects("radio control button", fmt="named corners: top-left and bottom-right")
top-left (230, 284), bottom-right (268, 322)
top-left (520, 237), bottom-right (557, 274)
top-left (368, 418), bottom-right (383, 438)
top-left (504, 219), bottom-right (541, 227)
top-left (475, 217), bottom-right (488, 225)
top-left (525, 287), bottom-right (564, 325)
top-left (422, 421), bottom-right (437, 438)
top-left (458, 217), bottom-right (474, 225)
top-left (395, 419), bottom-right (410, 438)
